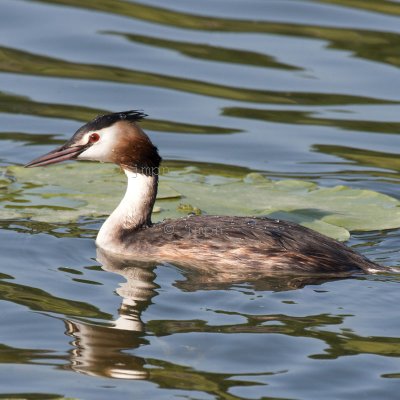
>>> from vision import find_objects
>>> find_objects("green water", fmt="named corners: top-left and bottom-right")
top-left (1, 1), bottom-right (400, 399)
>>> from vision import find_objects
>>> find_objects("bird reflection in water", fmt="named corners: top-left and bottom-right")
top-left (64, 250), bottom-right (158, 380)
top-left (64, 250), bottom-right (352, 380)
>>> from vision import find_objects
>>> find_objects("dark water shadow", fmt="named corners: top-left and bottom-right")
top-left (0, 274), bottom-right (109, 319)
top-left (223, 107), bottom-right (400, 136)
top-left (0, 46), bottom-right (393, 106)
top-left (0, 91), bottom-right (237, 135)
top-left (313, 144), bottom-right (400, 175)
top-left (316, 0), bottom-right (400, 17)
top-left (103, 30), bottom-right (301, 71)
top-left (34, 0), bottom-right (400, 69)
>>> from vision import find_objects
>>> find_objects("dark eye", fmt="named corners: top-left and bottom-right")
top-left (89, 133), bottom-right (100, 143)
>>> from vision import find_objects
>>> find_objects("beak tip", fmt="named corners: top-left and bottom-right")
top-left (24, 161), bottom-right (37, 168)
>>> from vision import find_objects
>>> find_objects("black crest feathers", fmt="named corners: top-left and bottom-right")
top-left (76, 110), bottom-right (147, 135)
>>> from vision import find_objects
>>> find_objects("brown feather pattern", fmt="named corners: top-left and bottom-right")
top-left (116, 215), bottom-right (385, 274)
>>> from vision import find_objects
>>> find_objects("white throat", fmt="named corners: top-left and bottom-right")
top-left (96, 169), bottom-right (157, 254)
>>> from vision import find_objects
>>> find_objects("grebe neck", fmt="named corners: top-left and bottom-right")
top-left (96, 168), bottom-right (158, 252)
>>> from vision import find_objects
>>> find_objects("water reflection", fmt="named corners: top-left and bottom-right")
top-left (64, 250), bottom-right (158, 379)
top-left (223, 107), bottom-right (400, 135)
top-left (61, 249), bottom-right (400, 392)
top-left (0, 90), bottom-right (236, 134)
top-left (65, 320), bottom-right (149, 379)
top-left (104, 31), bottom-right (301, 70)
top-left (173, 267), bottom-right (350, 292)
top-left (63, 249), bottom-right (348, 380)
top-left (0, 247), bottom-right (397, 398)
top-left (35, 0), bottom-right (400, 69)
top-left (0, 46), bottom-right (391, 106)
top-left (0, 277), bottom-right (109, 318)
top-left (316, 0), bottom-right (400, 17)
top-left (314, 144), bottom-right (400, 174)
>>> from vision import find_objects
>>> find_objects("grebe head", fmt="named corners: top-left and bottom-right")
top-left (25, 110), bottom-right (161, 174)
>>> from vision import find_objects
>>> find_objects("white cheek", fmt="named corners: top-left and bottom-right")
top-left (77, 128), bottom-right (118, 162)
top-left (78, 143), bottom-right (110, 162)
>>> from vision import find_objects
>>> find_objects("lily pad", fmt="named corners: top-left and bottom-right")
top-left (1, 163), bottom-right (400, 241)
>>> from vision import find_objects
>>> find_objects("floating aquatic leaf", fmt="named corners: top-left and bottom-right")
top-left (177, 203), bottom-right (202, 215)
top-left (1, 163), bottom-right (400, 241)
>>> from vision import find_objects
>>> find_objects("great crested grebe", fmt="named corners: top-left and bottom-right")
top-left (26, 110), bottom-right (390, 275)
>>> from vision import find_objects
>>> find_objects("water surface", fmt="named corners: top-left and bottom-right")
top-left (1, 1), bottom-right (400, 399)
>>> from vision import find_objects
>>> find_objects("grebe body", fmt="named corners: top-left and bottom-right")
top-left (26, 111), bottom-right (387, 275)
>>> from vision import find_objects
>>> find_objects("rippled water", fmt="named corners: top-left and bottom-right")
top-left (1, 1), bottom-right (400, 399)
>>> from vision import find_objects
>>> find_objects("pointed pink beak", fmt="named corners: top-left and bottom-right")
top-left (25, 144), bottom-right (88, 168)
